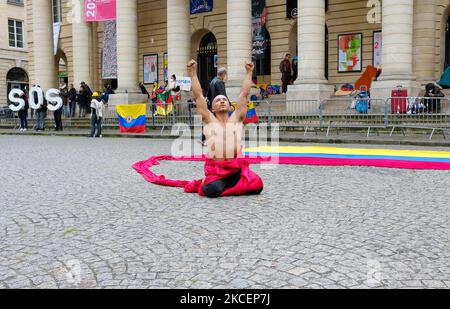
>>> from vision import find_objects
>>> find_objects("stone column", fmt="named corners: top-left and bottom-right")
top-left (32, 0), bottom-right (57, 90)
top-left (226, 0), bottom-right (252, 101)
top-left (371, 0), bottom-right (420, 98)
top-left (72, 0), bottom-right (92, 88)
top-left (413, 0), bottom-right (436, 86)
top-left (109, 0), bottom-right (146, 104)
top-left (287, 0), bottom-right (333, 107)
top-left (167, 0), bottom-right (190, 80)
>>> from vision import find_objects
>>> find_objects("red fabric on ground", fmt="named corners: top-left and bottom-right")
top-left (132, 156), bottom-right (264, 197)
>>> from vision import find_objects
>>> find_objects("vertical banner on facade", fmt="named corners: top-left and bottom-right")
top-left (85, 0), bottom-right (117, 22)
top-left (252, 0), bottom-right (268, 60)
top-left (103, 20), bottom-right (117, 79)
top-left (53, 22), bottom-right (61, 55)
top-left (286, 0), bottom-right (297, 18)
top-left (373, 31), bottom-right (382, 67)
top-left (190, 0), bottom-right (213, 14)
top-left (163, 52), bottom-right (169, 82)
top-left (144, 54), bottom-right (158, 84)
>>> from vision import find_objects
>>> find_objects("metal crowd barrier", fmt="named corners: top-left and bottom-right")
top-left (2, 96), bottom-right (450, 140)
top-left (386, 97), bottom-right (450, 139)
top-left (320, 97), bottom-right (388, 137)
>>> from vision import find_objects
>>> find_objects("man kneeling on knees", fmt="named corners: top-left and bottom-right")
top-left (186, 59), bottom-right (264, 198)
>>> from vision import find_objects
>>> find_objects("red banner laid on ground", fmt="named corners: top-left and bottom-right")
top-left (85, 0), bottom-right (116, 22)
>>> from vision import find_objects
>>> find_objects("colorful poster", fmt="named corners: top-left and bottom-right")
top-left (252, 0), bottom-right (268, 60)
top-left (85, 0), bottom-right (117, 22)
top-left (338, 33), bottom-right (362, 73)
top-left (102, 20), bottom-right (117, 79)
top-left (163, 52), bottom-right (169, 82)
top-left (373, 31), bottom-right (382, 67)
top-left (190, 0), bottom-right (213, 14)
top-left (144, 54), bottom-right (158, 84)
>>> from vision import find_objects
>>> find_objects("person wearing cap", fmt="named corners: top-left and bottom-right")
top-left (90, 92), bottom-right (104, 138)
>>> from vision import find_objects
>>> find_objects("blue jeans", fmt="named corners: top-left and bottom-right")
top-left (19, 116), bottom-right (28, 129)
top-left (36, 111), bottom-right (46, 130)
top-left (90, 116), bottom-right (102, 137)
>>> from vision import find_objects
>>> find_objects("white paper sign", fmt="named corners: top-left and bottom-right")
top-left (178, 77), bottom-right (192, 92)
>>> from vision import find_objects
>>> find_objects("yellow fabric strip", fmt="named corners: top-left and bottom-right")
top-left (244, 146), bottom-right (450, 159)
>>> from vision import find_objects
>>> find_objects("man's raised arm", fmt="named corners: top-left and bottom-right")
top-left (187, 60), bottom-right (212, 122)
top-left (235, 62), bottom-right (255, 121)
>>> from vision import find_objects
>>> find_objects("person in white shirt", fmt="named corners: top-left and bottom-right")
top-left (90, 94), bottom-right (105, 138)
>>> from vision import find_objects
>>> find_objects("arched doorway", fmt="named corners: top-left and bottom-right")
top-left (6, 67), bottom-right (29, 102)
top-left (197, 32), bottom-right (217, 92)
top-left (55, 49), bottom-right (68, 85)
top-left (254, 26), bottom-right (271, 84)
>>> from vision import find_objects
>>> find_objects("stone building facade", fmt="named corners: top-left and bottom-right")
top-left (0, 0), bottom-right (28, 106)
top-left (22, 0), bottom-right (450, 104)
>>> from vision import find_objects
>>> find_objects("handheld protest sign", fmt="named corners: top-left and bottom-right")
top-left (29, 87), bottom-right (44, 110)
top-left (46, 88), bottom-right (63, 111)
top-left (8, 89), bottom-right (25, 112)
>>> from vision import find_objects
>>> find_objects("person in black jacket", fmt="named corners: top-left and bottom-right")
top-left (68, 84), bottom-right (77, 118)
top-left (18, 90), bottom-right (29, 132)
top-left (424, 83), bottom-right (445, 114)
top-left (206, 68), bottom-right (228, 110)
top-left (78, 84), bottom-right (90, 118)
top-left (35, 86), bottom-right (47, 131)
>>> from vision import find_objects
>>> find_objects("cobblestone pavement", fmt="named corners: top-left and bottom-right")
top-left (0, 136), bottom-right (449, 289)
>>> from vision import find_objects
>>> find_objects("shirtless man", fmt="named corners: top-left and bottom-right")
top-left (187, 59), bottom-right (263, 198)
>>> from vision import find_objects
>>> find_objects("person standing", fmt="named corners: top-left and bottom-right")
top-left (206, 68), bottom-right (228, 110)
top-left (68, 84), bottom-right (77, 118)
top-left (53, 99), bottom-right (63, 131)
top-left (78, 85), bottom-right (89, 118)
top-left (280, 53), bottom-right (292, 93)
top-left (35, 86), bottom-right (47, 131)
top-left (90, 97), bottom-right (105, 138)
top-left (59, 82), bottom-right (69, 118)
top-left (292, 55), bottom-right (299, 83)
top-left (18, 90), bottom-right (29, 132)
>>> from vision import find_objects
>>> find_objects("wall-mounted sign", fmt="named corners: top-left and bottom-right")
top-left (286, 0), bottom-right (297, 18)
top-left (190, 0), bottom-right (213, 15)
top-left (373, 31), bottom-right (382, 67)
top-left (85, 0), bottom-right (117, 22)
top-left (338, 33), bottom-right (362, 73)
top-left (144, 54), bottom-right (158, 84)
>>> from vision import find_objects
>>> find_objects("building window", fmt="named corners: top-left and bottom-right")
top-left (52, 0), bottom-right (62, 23)
top-left (7, 0), bottom-right (24, 6)
top-left (8, 19), bottom-right (24, 48)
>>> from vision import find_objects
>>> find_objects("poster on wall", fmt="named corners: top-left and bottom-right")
top-left (338, 33), bottom-right (362, 73)
top-left (286, 0), bottom-right (297, 18)
top-left (163, 52), bottom-right (169, 82)
top-left (143, 54), bottom-right (158, 84)
top-left (373, 31), bottom-right (382, 67)
top-left (190, 0), bottom-right (213, 15)
top-left (252, 0), bottom-right (268, 60)
top-left (85, 0), bottom-right (117, 22)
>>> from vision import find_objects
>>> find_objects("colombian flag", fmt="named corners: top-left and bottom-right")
top-left (244, 101), bottom-right (259, 124)
top-left (156, 91), bottom-right (173, 116)
top-left (116, 104), bottom-right (147, 133)
top-left (229, 101), bottom-right (259, 124)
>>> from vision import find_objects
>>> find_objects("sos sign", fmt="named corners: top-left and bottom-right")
top-left (8, 87), bottom-right (63, 112)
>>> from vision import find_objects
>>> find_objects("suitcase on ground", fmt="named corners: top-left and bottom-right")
top-left (391, 86), bottom-right (408, 114)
